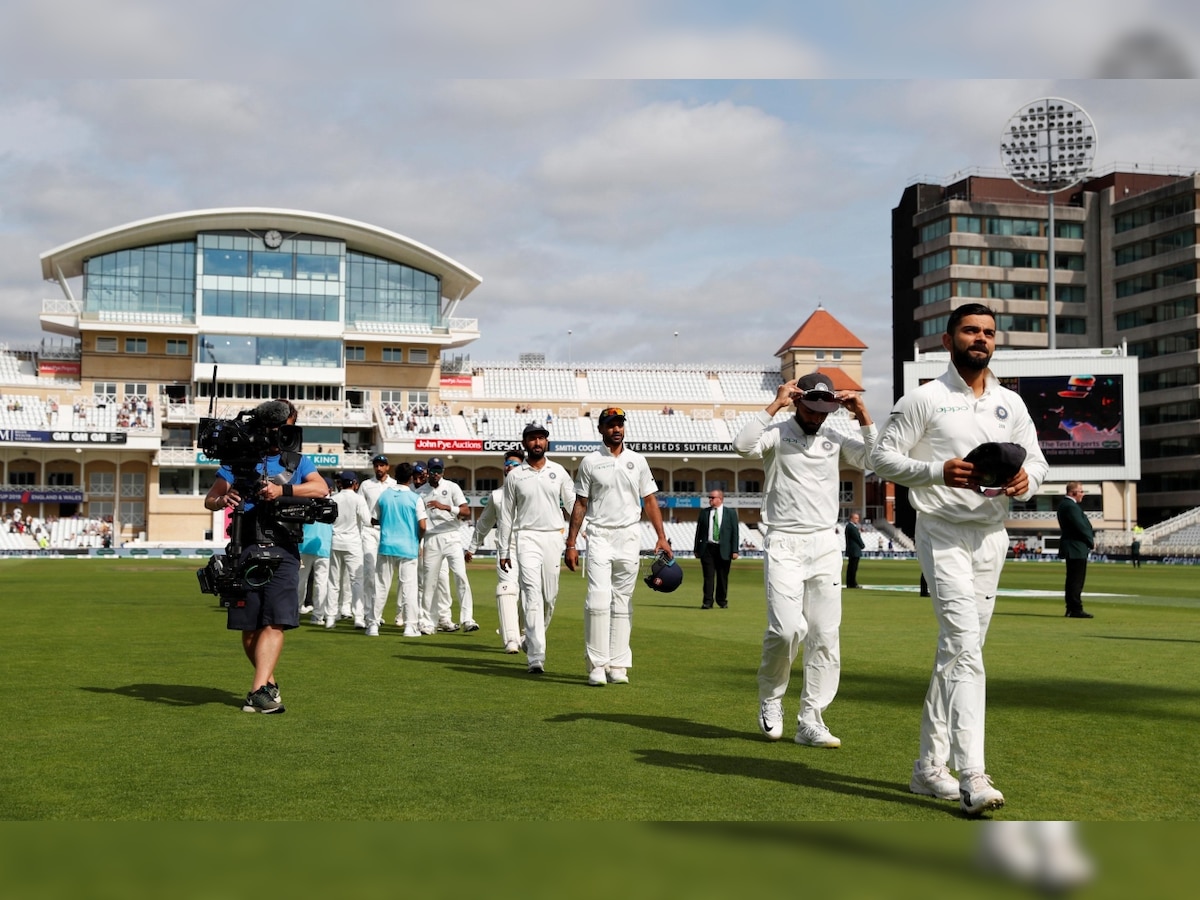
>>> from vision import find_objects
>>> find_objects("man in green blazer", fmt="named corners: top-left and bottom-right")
top-left (694, 489), bottom-right (740, 608)
top-left (1056, 482), bottom-right (1094, 618)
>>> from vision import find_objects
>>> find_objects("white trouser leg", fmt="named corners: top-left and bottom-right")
top-left (915, 513), bottom-right (1006, 773)
top-left (421, 535), bottom-right (456, 626)
top-left (757, 530), bottom-right (841, 714)
top-left (442, 539), bottom-right (474, 624)
top-left (797, 537), bottom-right (842, 728)
top-left (328, 549), bottom-right (347, 616)
top-left (308, 554), bottom-right (331, 619)
top-left (373, 555), bottom-right (396, 626)
top-left (298, 553), bottom-right (317, 611)
top-left (758, 532), bottom-right (805, 705)
top-left (360, 527), bottom-right (381, 620)
top-left (396, 557), bottom-right (419, 628)
top-left (583, 527), bottom-right (615, 669)
top-left (516, 529), bottom-right (564, 667)
top-left (584, 524), bottom-right (639, 670)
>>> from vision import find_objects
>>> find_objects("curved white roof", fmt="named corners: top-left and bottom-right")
top-left (39, 207), bottom-right (482, 300)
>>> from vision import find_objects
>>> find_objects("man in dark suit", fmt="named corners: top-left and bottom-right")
top-left (1056, 482), bottom-right (1095, 618)
top-left (694, 489), bottom-right (739, 608)
top-left (844, 512), bottom-right (866, 588)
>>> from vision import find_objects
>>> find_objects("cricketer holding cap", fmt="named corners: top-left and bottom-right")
top-left (871, 303), bottom-right (1048, 816)
top-left (733, 372), bottom-right (875, 751)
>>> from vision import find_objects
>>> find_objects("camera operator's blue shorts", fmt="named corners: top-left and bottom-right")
top-left (225, 544), bottom-right (301, 632)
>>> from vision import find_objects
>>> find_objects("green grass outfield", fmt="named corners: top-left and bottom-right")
top-left (2, 555), bottom-right (1196, 824)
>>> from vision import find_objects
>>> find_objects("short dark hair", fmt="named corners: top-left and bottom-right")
top-left (947, 303), bottom-right (996, 335)
top-left (505, 448), bottom-right (525, 463)
top-left (393, 462), bottom-right (414, 484)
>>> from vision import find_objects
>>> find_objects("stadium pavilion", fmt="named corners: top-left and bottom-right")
top-left (2, 208), bottom-right (882, 555)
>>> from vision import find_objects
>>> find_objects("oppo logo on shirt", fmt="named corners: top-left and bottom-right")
top-left (936, 405), bottom-right (969, 414)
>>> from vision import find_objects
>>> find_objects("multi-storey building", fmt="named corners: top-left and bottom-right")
top-left (2, 209), bottom-right (879, 551)
top-left (892, 168), bottom-right (1200, 528)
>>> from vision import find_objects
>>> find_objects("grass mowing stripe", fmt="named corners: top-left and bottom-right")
top-left (1, 556), bottom-right (1197, 821)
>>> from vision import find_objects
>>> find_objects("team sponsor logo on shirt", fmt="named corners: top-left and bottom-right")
top-left (936, 405), bottom-right (969, 413)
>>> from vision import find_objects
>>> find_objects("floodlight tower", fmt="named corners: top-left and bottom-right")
top-left (999, 98), bottom-right (1097, 350)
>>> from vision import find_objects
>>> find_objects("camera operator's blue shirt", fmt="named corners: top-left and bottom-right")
top-left (216, 454), bottom-right (317, 514)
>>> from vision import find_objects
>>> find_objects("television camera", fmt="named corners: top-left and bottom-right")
top-left (195, 393), bottom-right (336, 600)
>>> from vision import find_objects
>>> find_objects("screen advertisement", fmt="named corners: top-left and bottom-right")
top-left (999, 373), bottom-right (1124, 466)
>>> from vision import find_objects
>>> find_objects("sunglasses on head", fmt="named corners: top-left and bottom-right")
top-left (601, 407), bottom-right (625, 418)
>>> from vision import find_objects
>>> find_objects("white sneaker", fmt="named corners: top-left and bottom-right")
top-left (462, 620), bottom-right (480, 632)
top-left (607, 667), bottom-right (629, 684)
top-left (910, 760), bottom-right (959, 800)
top-left (365, 623), bottom-right (380, 637)
top-left (795, 723), bottom-right (841, 748)
top-left (299, 604), bottom-right (314, 615)
top-left (403, 628), bottom-right (421, 637)
top-left (436, 620), bottom-right (460, 633)
top-left (960, 772), bottom-right (1005, 816)
top-left (420, 625), bottom-right (436, 635)
top-left (308, 613), bottom-right (322, 626)
top-left (353, 619), bottom-right (366, 629)
top-left (394, 618), bottom-right (404, 627)
top-left (588, 666), bottom-right (607, 686)
top-left (758, 699), bottom-right (784, 741)
top-left (325, 615), bottom-right (337, 629)
top-left (504, 641), bottom-right (520, 654)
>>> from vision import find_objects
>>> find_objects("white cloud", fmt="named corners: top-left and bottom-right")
top-left (534, 99), bottom-right (800, 241)
top-left (579, 28), bottom-right (827, 78)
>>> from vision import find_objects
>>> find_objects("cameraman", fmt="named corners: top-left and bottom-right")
top-left (203, 399), bottom-right (328, 714)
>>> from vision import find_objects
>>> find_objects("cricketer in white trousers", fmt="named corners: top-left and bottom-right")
top-left (421, 531), bottom-right (473, 627)
top-left (582, 522), bottom-right (640, 671)
top-left (375, 555), bottom-right (420, 634)
top-left (297, 552), bottom-right (331, 620)
top-left (913, 512), bottom-right (1008, 772)
top-left (328, 543), bottom-right (365, 621)
top-left (358, 525), bottom-right (383, 622)
top-left (513, 529), bottom-right (564, 668)
top-left (758, 528), bottom-right (842, 729)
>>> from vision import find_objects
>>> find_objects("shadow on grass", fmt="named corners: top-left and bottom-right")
top-left (1093, 634), bottom-right (1200, 645)
top-left (631, 748), bottom-right (958, 815)
top-left (392, 651), bottom-right (594, 686)
top-left (842, 671), bottom-right (1200, 722)
top-left (651, 822), bottom-right (981, 882)
top-left (80, 684), bottom-right (241, 707)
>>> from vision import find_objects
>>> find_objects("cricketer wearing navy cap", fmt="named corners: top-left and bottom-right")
top-left (522, 422), bottom-right (550, 440)
top-left (795, 373), bottom-right (842, 414)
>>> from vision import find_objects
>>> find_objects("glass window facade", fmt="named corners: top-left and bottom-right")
top-left (920, 250), bottom-right (950, 274)
top-left (198, 334), bottom-right (342, 368)
top-left (1114, 194), bottom-right (1194, 233)
top-left (1116, 296), bottom-right (1197, 330)
top-left (345, 251), bottom-right (441, 326)
top-left (986, 217), bottom-right (1041, 236)
top-left (83, 242), bottom-right (196, 316)
top-left (919, 219), bottom-right (950, 242)
top-left (198, 233), bottom-right (343, 323)
top-left (1115, 228), bottom-right (1194, 266)
top-left (1116, 263), bottom-right (1197, 298)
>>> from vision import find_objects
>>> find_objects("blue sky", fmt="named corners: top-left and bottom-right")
top-left (2, 1), bottom-right (1199, 423)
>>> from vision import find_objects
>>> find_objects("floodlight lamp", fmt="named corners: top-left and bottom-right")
top-left (1000, 97), bottom-right (1097, 194)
